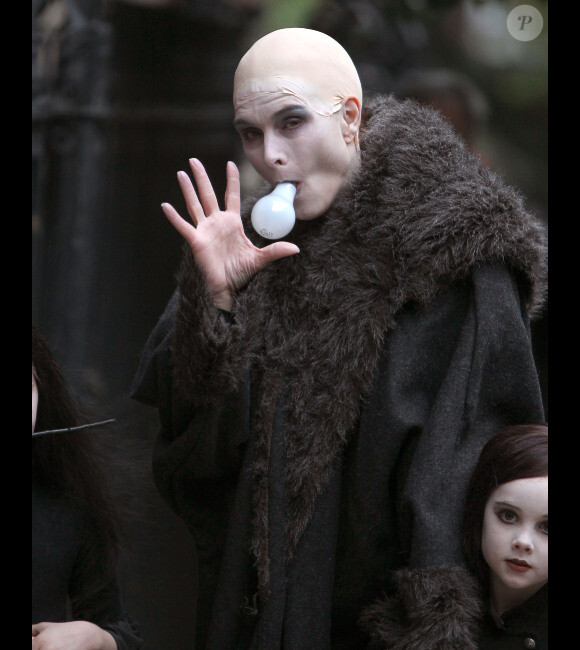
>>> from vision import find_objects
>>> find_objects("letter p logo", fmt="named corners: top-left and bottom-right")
top-left (508, 5), bottom-right (544, 41)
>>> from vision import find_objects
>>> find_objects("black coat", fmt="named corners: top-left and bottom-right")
top-left (132, 95), bottom-right (547, 649)
top-left (479, 585), bottom-right (548, 650)
top-left (32, 477), bottom-right (142, 649)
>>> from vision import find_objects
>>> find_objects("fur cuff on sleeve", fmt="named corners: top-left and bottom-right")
top-left (359, 567), bottom-right (483, 649)
top-left (173, 245), bottom-right (250, 403)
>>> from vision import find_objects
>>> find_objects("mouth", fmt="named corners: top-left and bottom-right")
top-left (506, 558), bottom-right (532, 572)
top-left (281, 180), bottom-right (302, 196)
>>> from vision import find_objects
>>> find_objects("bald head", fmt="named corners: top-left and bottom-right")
top-left (233, 30), bottom-right (363, 221)
top-left (233, 28), bottom-right (363, 118)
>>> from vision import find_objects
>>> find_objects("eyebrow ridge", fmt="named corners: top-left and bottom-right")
top-left (233, 104), bottom-right (309, 128)
top-left (494, 500), bottom-right (548, 518)
top-left (494, 500), bottom-right (521, 510)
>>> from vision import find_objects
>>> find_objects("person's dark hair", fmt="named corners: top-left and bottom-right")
top-left (32, 326), bottom-right (121, 599)
top-left (462, 424), bottom-right (548, 590)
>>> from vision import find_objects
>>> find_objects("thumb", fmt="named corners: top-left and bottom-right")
top-left (259, 242), bottom-right (300, 265)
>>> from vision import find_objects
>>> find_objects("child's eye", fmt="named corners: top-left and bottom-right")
top-left (538, 520), bottom-right (548, 535)
top-left (497, 509), bottom-right (518, 524)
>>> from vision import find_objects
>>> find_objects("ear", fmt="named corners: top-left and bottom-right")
top-left (340, 97), bottom-right (362, 145)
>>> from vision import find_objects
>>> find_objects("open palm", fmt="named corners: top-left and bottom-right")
top-left (162, 159), bottom-right (300, 311)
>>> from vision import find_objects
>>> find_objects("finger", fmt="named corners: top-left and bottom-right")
top-left (259, 242), bottom-right (301, 266)
top-left (189, 159), bottom-right (220, 217)
top-left (31, 623), bottom-right (46, 636)
top-left (161, 203), bottom-right (197, 242)
top-left (224, 161), bottom-right (241, 215)
top-left (177, 171), bottom-right (206, 226)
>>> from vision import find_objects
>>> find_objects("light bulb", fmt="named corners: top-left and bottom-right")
top-left (251, 182), bottom-right (297, 239)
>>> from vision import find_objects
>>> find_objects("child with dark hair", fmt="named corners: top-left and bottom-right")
top-left (462, 424), bottom-right (548, 649)
top-left (32, 326), bottom-right (141, 649)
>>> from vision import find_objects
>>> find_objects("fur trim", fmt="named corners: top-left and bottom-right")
top-left (173, 245), bottom-right (259, 403)
top-left (359, 567), bottom-right (483, 649)
top-left (173, 95), bottom-right (547, 595)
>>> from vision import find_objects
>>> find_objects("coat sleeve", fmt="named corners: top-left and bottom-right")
top-left (70, 515), bottom-right (142, 650)
top-left (359, 264), bottom-right (544, 649)
top-left (130, 245), bottom-right (253, 547)
top-left (131, 246), bottom-right (256, 639)
top-left (395, 264), bottom-right (545, 569)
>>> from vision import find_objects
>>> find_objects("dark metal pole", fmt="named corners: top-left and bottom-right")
top-left (33, 1), bottom-right (112, 403)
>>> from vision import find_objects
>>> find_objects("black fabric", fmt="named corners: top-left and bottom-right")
top-left (479, 584), bottom-right (548, 650)
top-left (136, 268), bottom-right (543, 649)
top-left (32, 478), bottom-right (142, 649)
top-left (132, 95), bottom-right (547, 648)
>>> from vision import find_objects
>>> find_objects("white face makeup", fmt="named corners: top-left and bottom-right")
top-left (32, 366), bottom-right (39, 434)
top-left (481, 477), bottom-right (548, 616)
top-left (233, 28), bottom-right (362, 222)
top-left (235, 95), bottom-right (359, 221)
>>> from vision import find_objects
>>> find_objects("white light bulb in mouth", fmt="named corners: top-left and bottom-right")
top-left (251, 182), bottom-right (297, 240)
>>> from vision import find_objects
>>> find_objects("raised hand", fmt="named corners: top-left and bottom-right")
top-left (162, 159), bottom-right (300, 311)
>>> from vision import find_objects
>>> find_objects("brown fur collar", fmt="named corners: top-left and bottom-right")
top-left (359, 567), bottom-right (483, 648)
top-left (174, 95), bottom-right (547, 596)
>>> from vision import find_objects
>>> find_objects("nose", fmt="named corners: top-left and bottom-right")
top-left (512, 532), bottom-right (534, 554)
top-left (263, 132), bottom-right (287, 168)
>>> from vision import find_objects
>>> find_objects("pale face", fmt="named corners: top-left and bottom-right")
top-left (32, 366), bottom-right (39, 434)
top-left (481, 477), bottom-right (548, 616)
top-left (234, 94), bottom-right (359, 221)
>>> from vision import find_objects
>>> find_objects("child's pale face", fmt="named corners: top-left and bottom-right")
top-left (481, 477), bottom-right (548, 614)
top-left (32, 367), bottom-right (38, 434)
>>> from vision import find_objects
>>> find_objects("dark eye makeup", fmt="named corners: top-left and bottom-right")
top-left (496, 508), bottom-right (518, 524)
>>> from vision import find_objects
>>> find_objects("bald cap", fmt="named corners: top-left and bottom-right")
top-left (233, 28), bottom-right (363, 118)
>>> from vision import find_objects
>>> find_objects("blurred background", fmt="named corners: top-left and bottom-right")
top-left (32, 0), bottom-right (547, 647)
